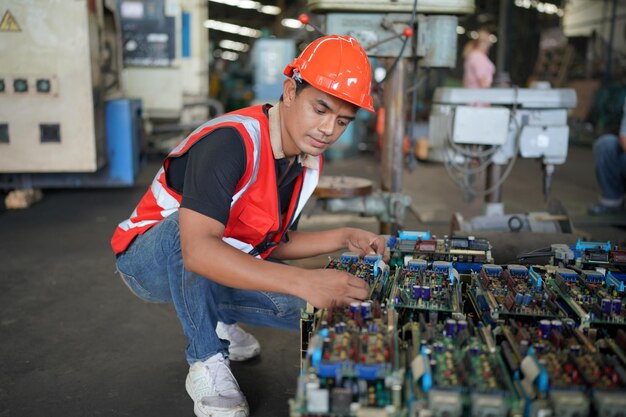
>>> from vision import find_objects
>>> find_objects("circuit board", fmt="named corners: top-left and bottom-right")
top-left (500, 319), bottom-right (626, 417)
top-left (550, 267), bottom-right (626, 328)
top-left (292, 234), bottom-right (626, 417)
top-left (470, 264), bottom-right (565, 324)
top-left (389, 260), bottom-right (463, 319)
top-left (389, 232), bottom-right (493, 273)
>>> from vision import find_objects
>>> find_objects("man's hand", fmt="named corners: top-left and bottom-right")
top-left (300, 269), bottom-right (369, 308)
top-left (345, 228), bottom-right (389, 262)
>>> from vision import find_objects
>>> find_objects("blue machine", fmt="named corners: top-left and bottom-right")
top-left (0, 99), bottom-right (143, 189)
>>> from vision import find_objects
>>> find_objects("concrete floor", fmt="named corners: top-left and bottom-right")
top-left (1, 142), bottom-right (624, 417)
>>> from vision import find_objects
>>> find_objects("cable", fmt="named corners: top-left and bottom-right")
top-left (442, 86), bottom-right (523, 199)
top-left (374, 0), bottom-right (418, 88)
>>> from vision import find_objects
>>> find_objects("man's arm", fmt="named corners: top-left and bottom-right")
top-left (270, 228), bottom-right (387, 261)
top-left (179, 208), bottom-right (369, 308)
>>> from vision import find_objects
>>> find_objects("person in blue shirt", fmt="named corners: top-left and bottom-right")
top-left (589, 98), bottom-right (626, 215)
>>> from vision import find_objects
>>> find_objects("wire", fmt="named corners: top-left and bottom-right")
top-left (374, 0), bottom-right (418, 88)
top-left (442, 86), bottom-right (523, 199)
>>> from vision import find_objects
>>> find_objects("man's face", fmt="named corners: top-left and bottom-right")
top-left (281, 79), bottom-right (358, 157)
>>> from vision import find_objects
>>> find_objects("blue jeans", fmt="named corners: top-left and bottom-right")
top-left (593, 134), bottom-right (626, 205)
top-left (115, 211), bottom-right (305, 365)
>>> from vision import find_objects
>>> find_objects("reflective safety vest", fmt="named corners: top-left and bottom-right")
top-left (110, 105), bottom-right (322, 258)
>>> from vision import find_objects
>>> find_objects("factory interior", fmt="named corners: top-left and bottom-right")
top-left (1, 1), bottom-right (626, 417)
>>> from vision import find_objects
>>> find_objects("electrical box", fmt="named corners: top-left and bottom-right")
top-left (0, 1), bottom-right (120, 173)
top-left (119, 0), bottom-right (183, 119)
top-left (452, 106), bottom-right (510, 145)
top-left (118, 0), bottom-right (208, 122)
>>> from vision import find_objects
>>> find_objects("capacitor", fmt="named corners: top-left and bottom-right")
top-left (539, 320), bottom-right (551, 339)
top-left (350, 302), bottom-right (360, 317)
top-left (457, 320), bottom-right (468, 332)
top-left (523, 293), bottom-right (532, 306)
top-left (534, 343), bottom-right (545, 354)
top-left (412, 285), bottom-right (421, 299)
top-left (335, 322), bottom-right (346, 334)
top-left (368, 323), bottom-right (378, 333)
top-left (360, 301), bottom-right (372, 319)
top-left (445, 319), bottom-right (457, 337)
top-left (612, 299), bottom-right (622, 315)
top-left (422, 286), bottom-right (431, 301)
top-left (470, 345), bottom-right (480, 356)
top-left (434, 343), bottom-right (444, 353)
top-left (550, 320), bottom-right (562, 333)
top-left (602, 298), bottom-right (612, 315)
top-left (570, 345), bottom-right (581, 355)
top-left (515, 293), bottom-right (523, 306)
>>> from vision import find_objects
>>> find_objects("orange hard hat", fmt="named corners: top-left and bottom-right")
top-left (284, 35), bottom-right (374, 112)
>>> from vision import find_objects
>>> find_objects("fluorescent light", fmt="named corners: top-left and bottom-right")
top-left (260, 5), bottom-right (280, 15)
top-left (237, 0), bottom-right (258, 9)
top-left (221, 50), bottom-right (239, 61)
top-left (204, 19), bottom-right (261, 38)
top-left (514, 0), bottom-right (563, 16)
top-left (281, 18), bottom-right (303, 29)
top-left (219, 39), bottom-right (250, 52)
top-left (208, 0), bottom-right (281, 16)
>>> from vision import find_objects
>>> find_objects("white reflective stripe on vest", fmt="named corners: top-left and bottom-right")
top-left (151, 168), bottom-right (181, 217)
top-left (117, 218), bottom-right (160, 232)
top-left (170, 114), bottom-right (262, 207)
top-left (222, 237), bottom-right (261, 258)
top-left (290, 164), bottom-right (319, 227)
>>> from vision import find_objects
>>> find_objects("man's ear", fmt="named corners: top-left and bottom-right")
top-left (282, 78), bottom-right (297, 106)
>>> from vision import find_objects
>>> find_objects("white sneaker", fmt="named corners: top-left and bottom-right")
top-left (216, 322), bottom-right (261, 362)
top-left (185, 353), bottom-right (249, 417)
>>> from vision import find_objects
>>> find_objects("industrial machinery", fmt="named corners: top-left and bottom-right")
top-left (304, 0), bottom-right (476, 233)
top-left (429, 86), bottom-right (578, 233)
top-left (0, 0), bottom-right (209, 194)
top-left (292, 233), bottom-right (626, 417)
top-left (118, 0), bottom-right (211, 130)
top-left (0, 0), bottom-right (142, 191)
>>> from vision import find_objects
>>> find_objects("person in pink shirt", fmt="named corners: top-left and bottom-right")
top-left (463, 29), bottom-right (496, 88)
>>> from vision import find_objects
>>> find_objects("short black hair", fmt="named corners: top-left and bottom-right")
top-left (279, 79), bottom-right (310, 102)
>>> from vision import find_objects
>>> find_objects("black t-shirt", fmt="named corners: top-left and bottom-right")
top-left (165, 125), bottom-right (304, 228)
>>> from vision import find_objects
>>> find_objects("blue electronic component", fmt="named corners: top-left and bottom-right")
top-left (408, 259), bottom-right (428, 272)
top-left (508, 264), bottom-right (528, 278)
top-left (433, 261), bottom-right (450, 274)
top-left (454, 262), bottom-right (483, 273)
top-left (575, 239), bottom-right (611, 252)
top-left (340, 253), bottom-right (360, 263)
top-left (482, 264), bottom-right (503, 277)
top-left (528, 267), bottom-right (543, 289)
top-left (364, 254), bottom-right (380, 265)
top-left (607, 272), bottom-right (626, 293)
top-left (355, 364), bottom-right (384, 380)
top-left (582, 270), bottom-right (604, 283)
top-left (398, 230), bottom-right (431, 241)
top-left (557, 268), bottom-right (578, 283)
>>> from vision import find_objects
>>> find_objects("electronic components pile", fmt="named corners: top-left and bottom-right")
top-left (290, 233), bottom-right (626, 417)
